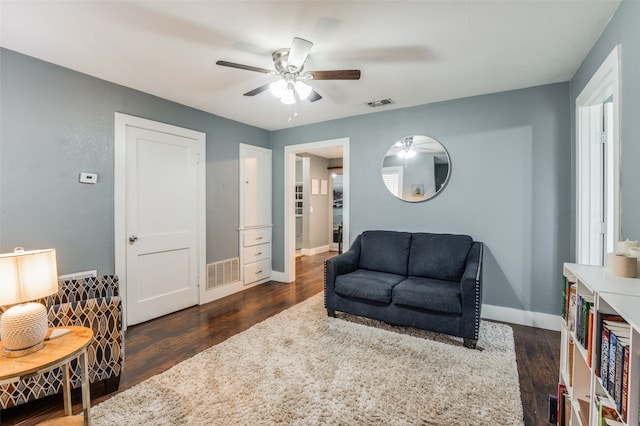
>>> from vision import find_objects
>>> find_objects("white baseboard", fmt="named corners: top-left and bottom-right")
top-left (270, 270), bottom-right (289, 283)
top-left (301, 245), bottom-right (330, 256)
top-left (199, 279), bottom-right (269, 305)
top-left (481, 304), bottom-right (561, 331)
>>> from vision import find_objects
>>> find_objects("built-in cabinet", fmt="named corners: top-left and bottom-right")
top-left (560, 263), bottom-right (640, 426)
top-left (239, 143), bottom-right (272, 286)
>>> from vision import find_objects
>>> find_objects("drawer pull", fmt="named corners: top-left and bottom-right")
top-left (255, 270), bottom-right (263, 275)
top-left (255, 236), bottom-right (263, 240)
top-left (255, 252), bottom-right (262, 256)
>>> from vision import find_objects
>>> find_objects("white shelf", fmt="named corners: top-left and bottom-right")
top-left (563, 263), bottom-right (640, 296)
top-left (560, 263), bottom-right (640, 426)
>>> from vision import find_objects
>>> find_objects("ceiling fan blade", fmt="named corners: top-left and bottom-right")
top-left (307, 90), bottom-right (322, 102)
top-left (216, 60), bottom-right (274, 75)
top-left (243, 83), bottom-right (271, 97)
top-left (287, 37), bottom-right (313, 72)
top-left (308, 70), bottom-right (361, 80)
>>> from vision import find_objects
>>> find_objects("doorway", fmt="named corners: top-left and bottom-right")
top-left (283, 138), bottom-right (349, 282)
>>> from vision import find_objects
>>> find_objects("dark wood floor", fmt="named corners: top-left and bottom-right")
top-left (1, 252), bottom-right (559, 426)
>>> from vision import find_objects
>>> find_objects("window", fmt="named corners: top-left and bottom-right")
top-left (576, 46), bottom-right (620, 266)
top-left (382, 167), bottom-right (403, 198)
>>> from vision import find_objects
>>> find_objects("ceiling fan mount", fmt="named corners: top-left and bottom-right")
top-left (216, 37), bottom-right (361, 104)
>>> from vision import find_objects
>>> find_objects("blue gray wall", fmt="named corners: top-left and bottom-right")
top-left (271, 83), bottom-right (571, 315)
top-left (0, 48), bottom-right (269, 275)
top-left (569, 0), bottom-right (640, 247)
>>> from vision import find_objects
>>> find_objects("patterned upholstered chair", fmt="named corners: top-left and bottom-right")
top-left (0, 275), bottom-right (123, 409)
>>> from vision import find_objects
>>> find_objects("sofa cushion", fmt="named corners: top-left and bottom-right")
top-left (334, 269), bottom-right (405, 304)
top-left (359, 230), bottom-right (412, 276)
top-left (408, 233), bottom-right (472, 281)
top-left (392, 276), bottom-right (462, 314)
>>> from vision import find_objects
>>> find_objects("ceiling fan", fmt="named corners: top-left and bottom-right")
top-left (216, 37), bottom-right (361, 105)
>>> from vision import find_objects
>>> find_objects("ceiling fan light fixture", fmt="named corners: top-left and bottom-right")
top-left (397, 148), bottom-right (416, 159)
top-left (269, 80), bottom-right (286, 98)
top-left (280, 86), bottom-right (296, 105)
top-left (294, 81), bottom-right (312, 100)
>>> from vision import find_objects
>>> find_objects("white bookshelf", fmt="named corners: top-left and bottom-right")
top-left (560, 263), bottom-right (640, 426)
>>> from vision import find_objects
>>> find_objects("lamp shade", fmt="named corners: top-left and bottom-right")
top-left (0, 248), bottom-right (58, 306)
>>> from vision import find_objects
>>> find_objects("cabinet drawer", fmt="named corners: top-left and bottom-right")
top-left (242, 228), bottom-right (271, 247)
top-left (243, 243), bottom-right (271, 264)
top-left (244, 259), bottom-right (271, 285)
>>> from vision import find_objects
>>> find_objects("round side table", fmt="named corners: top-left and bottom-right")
top-left (1, 326), bottom-right (94, 425)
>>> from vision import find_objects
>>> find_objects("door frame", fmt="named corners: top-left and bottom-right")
top-left (282, 138), bottom-right (349, 282)
top-left (114, 112), bottom-right (206, 328)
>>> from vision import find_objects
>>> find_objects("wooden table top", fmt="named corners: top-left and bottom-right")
top-left (0, 326), bottom-right (93, 381)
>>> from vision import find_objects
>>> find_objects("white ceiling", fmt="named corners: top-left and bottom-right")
top-left (0, 1), bottom-right (619, 131)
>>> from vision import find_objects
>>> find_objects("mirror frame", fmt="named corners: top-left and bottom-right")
top-left (380, 135), bottom-right (451, 203)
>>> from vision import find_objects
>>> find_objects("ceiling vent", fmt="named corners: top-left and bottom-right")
top-left (366, 98), bottom-right (394, 108)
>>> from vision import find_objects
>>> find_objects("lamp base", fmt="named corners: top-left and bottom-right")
top-left (0, 302), bottom-right (49, 357)
top-left (4, 340), bottom-right (45, 358)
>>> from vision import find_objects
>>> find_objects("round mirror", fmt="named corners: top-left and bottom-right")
top-left (381, 135), bottom-right (451, 202)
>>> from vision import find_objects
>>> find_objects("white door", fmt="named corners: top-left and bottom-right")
top-left (115, 114), bottom-right (205, 327)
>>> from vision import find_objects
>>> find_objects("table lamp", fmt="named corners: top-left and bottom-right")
top-left (0, 247), bottom-right (58, 357)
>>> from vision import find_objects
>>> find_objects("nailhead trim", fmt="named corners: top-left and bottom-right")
top-left (473, 243), bottom-right (483, 340)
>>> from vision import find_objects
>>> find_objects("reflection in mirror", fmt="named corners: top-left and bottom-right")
top-left (381, 135), bottom-right (450, 202)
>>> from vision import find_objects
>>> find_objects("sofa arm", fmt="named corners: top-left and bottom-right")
top-left (324, 234), bottom-right (361, 309)
top-left (459, 242), bottom-right (483, 341)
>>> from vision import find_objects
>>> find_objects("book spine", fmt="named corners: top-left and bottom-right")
top-left (583, 301), bottom-right (591, 348)
top-left (587, 309), bottom-right (594, 367)
top-left (601, 325), bottom-right (610, 383)
top-left (562, 276), bottom-right (567, 321)
top-left (557, 383), bottom-right (567, 426)
top-left (614, 338), bottom-right (624, 410)
top-left (608, 329), bottom-right (617, 395)
top-left (621, 344), bottom-right (629, 421)
top-left (577, 295), bottom-right (583, 343)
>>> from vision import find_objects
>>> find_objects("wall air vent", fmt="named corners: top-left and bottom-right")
top-left (366, 98), bottom-right (394, 108)
top-left (207, 257), bottom-right (240, 289)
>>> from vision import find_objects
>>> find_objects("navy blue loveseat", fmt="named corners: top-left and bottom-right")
top-left (324, 230), bottom-right (483, 348)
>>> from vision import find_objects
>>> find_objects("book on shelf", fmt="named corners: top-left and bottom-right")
top-left (599, 321), bottom-right (630, 422)
top-left (562, 276), bottom-right (568, 320)
top-left (557, 383), bottom-right (568, 426)
top-left (613, 336), bottom-right (630, 418)
top-left (597, 314), bottom-right (625, 379)
top-left (596, 394), bottom-right (622, 426)
top-left (587, 308), bottom-right (594, 367)
top-left (569, 339), bottom-right (575, 388)
top-left (564, 393), bottom-right (571, 426)
top-left (576, 293), bottom-right (595, 349)
top-left (600, 319), bottom-right (627, 383)
top-left (607, 327), bottom-right (630, 397)
top-left (621, 340), bottom-right (629, 421)
top-left (566, 283), bottom-right (577, 331)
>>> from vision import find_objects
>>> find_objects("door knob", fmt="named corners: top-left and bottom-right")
top-left (129, 235), bottom-right (138, 243)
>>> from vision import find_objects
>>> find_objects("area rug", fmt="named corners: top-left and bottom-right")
top-left (92, 293), bottom-right (523, 425)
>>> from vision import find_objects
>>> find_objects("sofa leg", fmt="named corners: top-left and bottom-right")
top-left (327, 309), bottom-right (336, 318)
top-left (463, 339), bottom-right (478, 349)
top-left (104, 375), bottom-right (121, 394)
